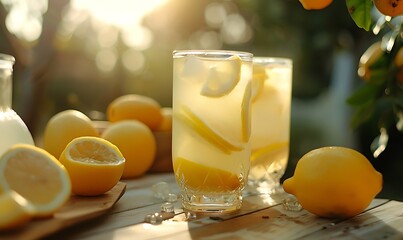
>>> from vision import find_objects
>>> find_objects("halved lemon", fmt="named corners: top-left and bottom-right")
top-left (174, 106), bottom-right (244, 154)
top-left (251, 142), bottom-right (289, 165)
top-left (0, 190), bottom-right (35, 230)
top-left (200, 55), bottom-right (242, 97)
top-left (0, 144), bottom-right (71, 217)
top-left (173, 157), bottom-right (241, 192)
top-left (59, 136), bottom-right (125, 196)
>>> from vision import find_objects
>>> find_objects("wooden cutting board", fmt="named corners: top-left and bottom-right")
top-left (0, 181), bottom-right (126, 240)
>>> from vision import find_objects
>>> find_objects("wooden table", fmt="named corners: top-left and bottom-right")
top-left (39, 173), bottom-right (403, 239)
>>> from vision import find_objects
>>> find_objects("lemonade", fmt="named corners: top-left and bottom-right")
top-left (248, 57), bottom-right (292, 193)
top-left (172, 50), bottom-right (253, 212)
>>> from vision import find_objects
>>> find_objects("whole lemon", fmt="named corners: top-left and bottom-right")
top-left (101, 120), bottom-right (156, 178)
top-left (155, 107), bottom-right (172, 131)
top-left (283, 146), bottom-right (382, 218)
top-left (107, 94), bottom-right (163, 130)
top-left (43, 110), bottom-right (99, 158)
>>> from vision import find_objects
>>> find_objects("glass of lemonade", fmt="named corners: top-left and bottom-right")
top-left (172, 50), bottom-right (253, 213)
top-left (248, 57), bottom-right (292, 194)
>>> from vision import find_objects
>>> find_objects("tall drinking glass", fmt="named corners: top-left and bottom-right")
top-left (248, 57), bottom-right (292, 194)
top-left (172, 50), bottom-right (253, 213)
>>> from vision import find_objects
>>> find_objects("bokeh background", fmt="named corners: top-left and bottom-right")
top-left (0, 0), bottom-right (402, 199)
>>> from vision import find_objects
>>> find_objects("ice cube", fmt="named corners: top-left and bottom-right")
top-left (152, 182), bottom-right (171, 199)
top-left (161, 202), bottom-right (174, 213)
top-left (185, 211), bottom-right (197, 220)
top-left (144, 212), bottom-right (163, 224)
top-left (181, 56), bottom-right (207, 82)
top-left (164, 193), bottom-right (178, 203)
top-left (282, 197), bottom-right (302, 212)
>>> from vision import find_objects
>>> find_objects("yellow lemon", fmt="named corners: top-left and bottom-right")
top-left (107, 94), bottom-right (163, 130)
top-left (0, 144), bottom-right (71, 217)
top-left (101, 120), bottom-right (156, 178)
top-left (43, 110), bottom-right (99, 158)
top-left (59, 136), bottom-right (125, 196)
top-left (173, 157), bottom-right (240, 192)
top-left (283, 146), bottom-right (382, 218)
top-left (0, 191), bottom-right (35, 231)
top-left (156, 107), bottom-right (172, 131)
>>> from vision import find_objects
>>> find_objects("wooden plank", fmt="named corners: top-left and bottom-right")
top-left (0, 182), bottom-right (126, 240)
top-left (46, 175), bottom-right (181, 239)
top-left (64, 188), bottom-right (288, 239)
top-left (87, 199), bottom-right (389, 240)
top-left (299, 200), bottom-right (403, 239)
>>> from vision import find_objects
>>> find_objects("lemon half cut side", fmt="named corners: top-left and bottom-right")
top-left (59, 136), bottom-right (125, 196)
top-left (0, 144), bottom-right (71, 217)
top-left (0, 190), bottom-right (35, 230)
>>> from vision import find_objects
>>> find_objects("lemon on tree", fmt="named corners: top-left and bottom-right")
top-left (283, 146), bottom-right (382, 218)
top-left (298, 0), bottom-right (333, 10)
top-left (101, 120), bottom-right (156, 178)
top-left (59, 136), bottom-right (125, 196)
top-left (43, 110), bottom-right (99, 158)
top-left (0, 144), bottom-right (71, 217)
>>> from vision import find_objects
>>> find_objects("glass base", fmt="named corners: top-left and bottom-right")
top-left (246, 179), bottom-right (282, 194)
top-left (181, 192), bottom-right (242, 213)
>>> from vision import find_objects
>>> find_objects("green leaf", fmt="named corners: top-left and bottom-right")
top-left (368, 68), bottom-right (389, 85)
top-left (346, 84), bottom-right (379, 106)
top-left (350, 103), bottom-right (375, 128)
top-left (346, 0), bottom-right (372, 31)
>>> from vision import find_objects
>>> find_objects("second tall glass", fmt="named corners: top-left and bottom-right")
top-left (248, 57), bottom-right (293, 194)
top-left (172, 50), bottom-right (253, 213)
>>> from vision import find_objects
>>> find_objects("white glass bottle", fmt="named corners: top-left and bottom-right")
top-left (0, 53), bottom-right (34, 156)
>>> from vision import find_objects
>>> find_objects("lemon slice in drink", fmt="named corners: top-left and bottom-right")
top-left (175, 106), bottom-right (244, 154)
top-left (251, 142), bottom-right (289, 165)
top-left (174, 157), bottom-right (240, 192)
top-left (241, 82), bottom-right (252, 142)
top-left (251, 64), bottom-right (266, 103)
top-left (200, 55), bottom-right (242, 97)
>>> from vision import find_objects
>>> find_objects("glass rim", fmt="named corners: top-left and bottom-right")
top-left (253, 56), bottom-right (292, 66)
top-left (173, 50), bottom-right (253, 60)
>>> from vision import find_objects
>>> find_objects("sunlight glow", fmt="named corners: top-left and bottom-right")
top-left (2, 0), bottom-right (47, 42)
top-left (64, 0), bottom-right (167, 72)
top-left (70, 0), bottom-right (168, 29)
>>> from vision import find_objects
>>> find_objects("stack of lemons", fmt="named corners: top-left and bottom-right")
top-left (0, 94), bottom-right (171, 230)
